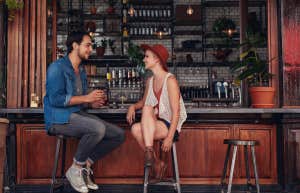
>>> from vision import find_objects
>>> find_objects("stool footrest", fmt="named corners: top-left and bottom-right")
top-left (149, 179), bottom-right (176, 186)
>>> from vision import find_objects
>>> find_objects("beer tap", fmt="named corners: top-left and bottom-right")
top-left (216, 81), bottom-right (222, 99)
top-left (223, 81), bottom-right (228, 99)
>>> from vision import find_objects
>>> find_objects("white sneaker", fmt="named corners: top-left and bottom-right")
top-left (66, 165), bottom-right (89, 193)
top-left (85, 168), bottom-right (99, 190)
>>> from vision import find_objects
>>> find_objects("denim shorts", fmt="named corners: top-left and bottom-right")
top-left (157, 118), bottom-right (179, 142)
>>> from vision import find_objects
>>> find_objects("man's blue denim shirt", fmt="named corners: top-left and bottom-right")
top-left (43, 55), bottom-right (88, 130)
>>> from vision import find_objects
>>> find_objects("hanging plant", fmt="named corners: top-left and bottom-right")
top-left (5, 0), bottom-right (23, 22)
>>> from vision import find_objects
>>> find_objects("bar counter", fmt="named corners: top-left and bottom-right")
top-left (2, 107), bottom-right (300, 192)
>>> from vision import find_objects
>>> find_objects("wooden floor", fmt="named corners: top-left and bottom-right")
top-left (11, 184), bottom-right (287, 193)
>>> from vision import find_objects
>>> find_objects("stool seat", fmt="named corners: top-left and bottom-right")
top-left (224, 139), bottom-right (259, 146)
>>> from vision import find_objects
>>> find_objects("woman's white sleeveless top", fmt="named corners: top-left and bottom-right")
top-left (145, 73), bottom-right (187, 132)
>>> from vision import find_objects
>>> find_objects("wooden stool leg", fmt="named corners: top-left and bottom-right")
top-left (50, 138), bottom-right (61, 193)
top-left (251, 146), bottom-right (260, 193)
top-left (221, 144), bottom-right (231, 192)
top-left (171, 143), bottom-right (181, 193)
top-left (227, 145), bottom-right (238, 193)
top-left (143, 166), bottom-right (150, 193)
top-left (244, 145), bottom-right (251, 191)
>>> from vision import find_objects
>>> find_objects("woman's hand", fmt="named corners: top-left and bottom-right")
top-left (126, 105), bottom-right (136, 125)
top-left (161, 136), bottom-right (173, 152)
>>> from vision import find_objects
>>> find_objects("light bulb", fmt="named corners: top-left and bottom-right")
top-left (186, 5), bottom-right (194, 15)
top-left (128, 5), bottom-right (135, 17)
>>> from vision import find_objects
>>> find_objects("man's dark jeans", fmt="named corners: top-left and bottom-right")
top-left (49, 111), bottom-right (125, 165)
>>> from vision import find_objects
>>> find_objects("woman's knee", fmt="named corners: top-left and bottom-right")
top-left (131, 123), bottom-right (142, 137)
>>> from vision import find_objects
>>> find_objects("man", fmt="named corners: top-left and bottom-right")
top-left (44, 31), bottom-right (125, 193)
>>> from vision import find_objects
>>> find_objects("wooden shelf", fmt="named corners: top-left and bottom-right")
top-left (128, 0), bottom-right (173, 5)
top-left (83, 14), bottom-right (121, 19)
top-left (204, 1), bottom-right (266, 7)
top-left (175, 62), bottom-right (235, 67)
top-left (86, 56), bottom-right (129, 64)
top-left (174, 48), bottom-right (204, 52)
top-left (126, 35), bottom-right (172, 40)
top-left (175, 21), bottom-right (204, 26)
top-left (174, 30), bottom-right (204, 35)
top-left (127, 17), bottom-right (172, 22)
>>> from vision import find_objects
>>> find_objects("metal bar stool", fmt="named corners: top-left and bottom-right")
top-left (49, 134), bottom-right (68, 193)
top-left (143, 141), bottom-right (181, 193)
top-left (221, 139), bottom-right (260, 193)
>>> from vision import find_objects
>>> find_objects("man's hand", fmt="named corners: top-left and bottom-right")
top-left (90, 99), bottom-right (106, 108)
top-left (86, 90), bottom-right (106, 103)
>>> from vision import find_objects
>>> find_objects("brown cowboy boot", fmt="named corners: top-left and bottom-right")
top-left (144, 146), bottom-right (154, 167)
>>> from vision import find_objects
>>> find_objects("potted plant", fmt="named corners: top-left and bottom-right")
top-left (89, 0), bottom-right (97, 15)
top-left (95, 38), bottom-right (107, 57)
top-left (5, 0), bottom-right (23, 22)
top-left (211, 38), bottom-right (233, 61)
top-left (231, 33), bottom-right (275, 108)
top-left (128, 43), bottom-right (145, 74)
top-left (106, 0), bottom-right (118, 14)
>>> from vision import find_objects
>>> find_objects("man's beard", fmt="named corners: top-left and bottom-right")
top-left (78, 51), bottom-right (90, 61)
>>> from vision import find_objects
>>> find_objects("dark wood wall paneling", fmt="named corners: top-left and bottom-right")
top-left (16, 123), bottom-right (277, 185)
top-left (7, 0), bottom-right (46, 108)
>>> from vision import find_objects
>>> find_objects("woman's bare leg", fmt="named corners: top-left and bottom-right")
top-left (131, 123), bottom-right (145, 150)
top-left (141, 106), bottom-right (157, 147)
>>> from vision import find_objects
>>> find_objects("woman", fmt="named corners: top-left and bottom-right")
top-left (126, 44), bottom-right (187, 180)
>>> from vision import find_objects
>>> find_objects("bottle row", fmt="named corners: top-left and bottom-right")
top-left (181, 86), bottom-right (210, 100)
top-left (123, 26), bottom-right (172, 36)
top-left (106, 67), bottom-right (143, 89)
top-left (123, 7), bottom-right (172, 18)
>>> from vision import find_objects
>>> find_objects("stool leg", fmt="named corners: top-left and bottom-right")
top-left (251, 146), bottom-right (260, 193)
top-left (61, 139), bottom-right (66, 177)
top-left (244, 145), bottom-right (251, 191)
top-left (227, 145), bottom-right (238, 193)
top-left (171, 143), bottom-right (181, 193)
top-left (143, 166), bottom-right (150, 193)
top-left (50, 138), bottom-right (61, 193)
top-left (221, 144), bottom-right (231, 192)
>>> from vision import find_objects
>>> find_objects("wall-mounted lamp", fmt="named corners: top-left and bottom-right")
top-left (222, 28), bottom-right (236, 37)
top-left (154, 26), bottom-right (167, 39)
top-left (128, 5), bottom-right (135, 17)
top-left (186, 5), bottom-right (194, 16)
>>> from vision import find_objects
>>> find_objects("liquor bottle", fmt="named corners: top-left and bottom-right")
top-left (127, 68), bottom-right (132, 88)
top-left (131, 68), bottom-right (136, 88)
top-left (122, 68), bottom-right (127, 87)
top-left (118, 68), bottom-right (122, 87)
top-left (111, 68), bottom-right (116, 88)
top-left (123, 27), bottom-right (128, 37)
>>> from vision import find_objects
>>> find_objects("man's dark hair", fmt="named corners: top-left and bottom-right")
top-left (66, 31), bottom-right (91, 54)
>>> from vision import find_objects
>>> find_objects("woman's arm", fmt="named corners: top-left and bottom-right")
top-left (132, 78), bottom-right (150, 110)
top-left (162, 76), bottom-right (180, 152)
top-left (126, 78), bottom-right (150, 125)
